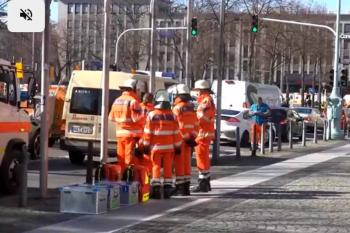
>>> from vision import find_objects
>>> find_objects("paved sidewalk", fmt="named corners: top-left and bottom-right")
top-left (0, 139), bottom-right (347, 233)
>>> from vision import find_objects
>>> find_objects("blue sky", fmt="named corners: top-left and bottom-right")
top-left (49, 1), bottom-right (350, 22)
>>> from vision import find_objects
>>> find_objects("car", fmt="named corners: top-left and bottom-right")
top-left (269, 107), bottom-right (303, 142)
top-left (220, 109), bottom-right (251, 147)
top-left (220, 108), bottom-right (275, 147)
top-left (292, 107), bottom-right (325, 132)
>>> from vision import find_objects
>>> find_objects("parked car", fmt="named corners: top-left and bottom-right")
top-left (269, 107), bottom-right (303, 142)
top-left (220, 108), bottom-right (275, 147)
top-left (292, 107), bottom-right (325, 132)
top-left (220, 109), bottom-right (251, 147)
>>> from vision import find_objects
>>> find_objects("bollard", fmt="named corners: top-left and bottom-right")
top-left (19, 145), bottom-right (29, 207)
top-left (86, 141), bottom-right (94, 184)
top-left (302, 120), bottom-right (306, 147)
top-left (277, 123), bottom-right (282, 151)
top-left (269, 122), bottom-right (273, 153)
top-left (260, 124), bottom-right (265, 155)
top-left (289, 120), bottom-right (293, 149)
top-left (251, 124), bottom-right (257, 157)
top-left (313, 120), bottom-right (318, 144)
top-left (236, 127), bottom-right (241, 158)
top-left (328, 120), bottom-right (332, 140)
top-left (323, 120), bottom-right (327, 141)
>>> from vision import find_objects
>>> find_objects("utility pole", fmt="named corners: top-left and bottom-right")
top-left (40, 0), bottom-right (51, 198)
top-left (149, 0), bottom-right (156, 92)
top-left (327, 0), bottom-right (343, 139)
top-left (31, 32), bottom-right (35, 73)
top-left (185, 0), bottom-right (193, 86)
top-left (101, 0), bottom-right (111, 162)
top-left (212, 0), bottom-right (225, 165)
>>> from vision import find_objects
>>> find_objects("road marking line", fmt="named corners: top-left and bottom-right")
top-left (26, 144), bottom-right (350, 233)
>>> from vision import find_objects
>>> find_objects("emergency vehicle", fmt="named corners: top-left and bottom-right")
top-left (0, 59), bottom-right (31, 194)
top-left (61, 71), bottom-right (177, 165)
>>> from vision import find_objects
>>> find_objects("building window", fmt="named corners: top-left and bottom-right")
top-left (82, 4), bottom-right (88, 14)
top-left (345, 24), bottom-right (350, 34)
top-left (90, 4), bottom-right (97, 14)
top-left (75, 4), bottom-right (81, 14)
top-left (67, 20), bottom-right (73, 29)
top-left (243, 45), bottom-right (248, 58)
top-left (243, 60), bottom-right (248, 72)
top-left (112, 4), bottom-right (118, 13)
top-left (97, 4), bottom-right (103, 14)
top-left (68, 4), bottom-right (74, 14)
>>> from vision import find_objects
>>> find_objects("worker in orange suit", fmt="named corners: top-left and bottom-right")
top-left (109, 79), bottom-right (145, 173)
top-left (172, 84), bottom-right (198, 196)
top-left (191, 80), bottom-right (216, 193)
top-left (143, 90), bottom-right (182, 199)
top-left (138, 93), bottom-right (155, 175)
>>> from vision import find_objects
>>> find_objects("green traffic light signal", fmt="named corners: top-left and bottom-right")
top-left (191, 29), bottom-right (198, 36)
top-left (191, 17), bottom-right (198, 37)
top-left (251, 15), bottom-right (259, 33)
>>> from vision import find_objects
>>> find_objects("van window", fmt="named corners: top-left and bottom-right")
top-left (0, 71), bottom-right (17, 105)
top-left (70, 87), bottom-right (122, 115)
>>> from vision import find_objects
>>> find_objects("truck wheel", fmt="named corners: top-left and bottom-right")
top-left (240, 131), bottom-right (250, 147)
top-left (0, 150), bottom-right (24, 194)
top-left (29, 131), bottom-right (40, 160)
top-left (69, 151), bottom-right (85, 165)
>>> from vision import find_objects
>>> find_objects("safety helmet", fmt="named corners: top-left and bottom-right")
top-left (155, 90), bottom-right (170, 102)
top-left (176, 84), bottom-right (190, 95)
top-left (119, 79), bottom-right (137, 89)
top-left (193, 80), bottom-right (210, 90)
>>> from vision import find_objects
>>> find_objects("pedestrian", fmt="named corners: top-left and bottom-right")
top-left (109, 79), bottom-right (145, 174)
top-left (143, 90), bottom-right (182, 199)
top-left (172, 84), bottom-right (198, 196)
top-left (306, 94), bottom-right (312, 107)
top-left (191, 80), bottom-right (216, 193)
top-left (249, 96), bottom-right (270, 150)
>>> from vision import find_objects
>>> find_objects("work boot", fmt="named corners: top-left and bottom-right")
top-left (150, 186), bottom-right (161, 199)
top-left (173, 183), bottom-right (185, 196)
top-left (191, 179), bottom-right (209, 193)
top-left (163, 184), bottom-right (173, 199)
top-left (207, 177), bottom-right (212, 191)
top-left (183, 182), bottom-right (191, 196)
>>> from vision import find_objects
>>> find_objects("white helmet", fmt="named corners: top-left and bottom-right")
top-left (119, 79), bottom-right (137, 89)
top-left (119, 79), bottom-right (145, 91)
top-left (194, 80), bottom-right (210, 90)
top-left (155, 90), bottom-right (170, 102)
top-left (176, 84), bottom-right (190, 95)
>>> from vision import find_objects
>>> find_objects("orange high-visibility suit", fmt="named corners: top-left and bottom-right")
top-left (143, 109), bottom-right (182, 188)
top-left (109, 91), bottom-right (143, 172)
top-left (195, 93), bottom-right (216, 182)
top-left (173, 98), bottom-right (198, 186)
top-left (138, 102), bottom-right (155, 174)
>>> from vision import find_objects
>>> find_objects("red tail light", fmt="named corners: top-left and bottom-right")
top-left (226, 117), bottom-right (240, 123)
top-left (280, 119), bottom-right (288, 125)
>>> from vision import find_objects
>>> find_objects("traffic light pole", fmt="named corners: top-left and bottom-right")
top-left (261, 3), bottom-right (344, 139)
top-left (185, 0), bottom-right (193, 87)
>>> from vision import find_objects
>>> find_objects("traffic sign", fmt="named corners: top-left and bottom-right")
top-left (340, 34), bottom-right (350, 39)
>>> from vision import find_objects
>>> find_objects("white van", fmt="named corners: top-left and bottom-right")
top-left (211, 80), bottom-right (282, 109)
top-left (61, 71), bottom-right (177, 164)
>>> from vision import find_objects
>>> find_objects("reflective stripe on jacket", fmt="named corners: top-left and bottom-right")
top-left (196, 93), bottom-right (216, 140)
top-left (109, 91), bottom-right (143, 137)
top-left (173, 98), bottom-right (198, 140)
top-left (143, 109), bottom-right (182, 152)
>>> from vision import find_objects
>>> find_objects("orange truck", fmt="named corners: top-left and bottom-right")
top-left (28, 84), bottom-right (67, 159)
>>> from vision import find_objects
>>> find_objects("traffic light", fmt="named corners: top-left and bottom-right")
top-left (251, 15), bottom-right (259, 33)
top-left (191, 17), bottom-right (198, 37)
top-left (341, 69), bottom-right (348, 87)
top-left (329, 69), bottom-right (334, 86)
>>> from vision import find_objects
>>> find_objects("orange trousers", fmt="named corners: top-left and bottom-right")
top-left (195, 138), bottom-right (211, 174)
top-left (151, 151), bottom-right (174, 186)
top-left (137, 155), bottom-right (153, 176)
top-left (174, 143), bottom-right (192, 184)
top-left (250, 123), bottom-right (265, 145)
top-left (117, 137), bottom-right (137, 172)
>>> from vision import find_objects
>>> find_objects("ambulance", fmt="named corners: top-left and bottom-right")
top-left (0, 59), bottom-right (31, 194)
top-left (61, 71), bottom-right (177, 165)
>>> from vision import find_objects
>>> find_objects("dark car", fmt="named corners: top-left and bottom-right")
top-left (268, 107), bottom-right (303, 142)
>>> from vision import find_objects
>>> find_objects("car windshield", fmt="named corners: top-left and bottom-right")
top-left (294, 108), bottom-right (312, 114)
top-left (222, 109), bottom-right (241, 116)
top-left (70, 87), bottom-right (122, 115)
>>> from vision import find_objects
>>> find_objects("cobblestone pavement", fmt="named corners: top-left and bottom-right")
top-left (122, 156), bottom-right (350, 233)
